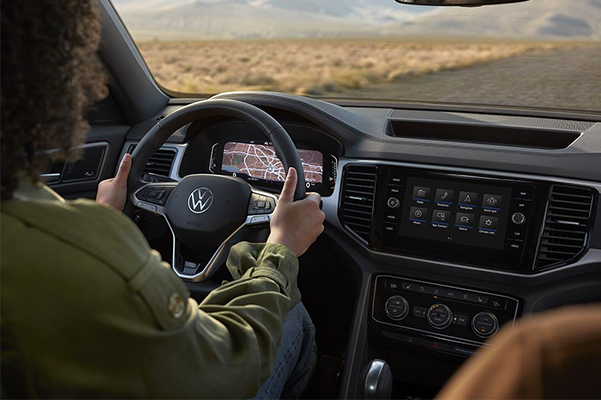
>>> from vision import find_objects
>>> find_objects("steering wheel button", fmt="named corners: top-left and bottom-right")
top-left (250, 215), bottom-right (270, 225)
top-left (137, 202), bottom-right (157, 214)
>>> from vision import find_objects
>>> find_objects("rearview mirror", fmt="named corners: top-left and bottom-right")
top-left (395, 0), bottom-right (529, 6)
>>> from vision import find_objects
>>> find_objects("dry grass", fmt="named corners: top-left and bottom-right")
top-left (137, 39), bottom-right (573, 95)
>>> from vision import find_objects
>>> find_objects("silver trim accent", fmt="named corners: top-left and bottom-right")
top-left (372, 275), bottom-right (519, 348)
top-left (40, 173), bottom-right (61, 179)
top-left (208, 143), bottom-right (219, 173)
top-left (131, 183), bottom-right (277, 282)
top-left (557, 220), bottom-right (581, 226)
top-left (321, 158), bottom-right (601, 278)
top-left (364, 359), bottom-right (387, 400)
top-left (120, 141), bottom-right (187, 181)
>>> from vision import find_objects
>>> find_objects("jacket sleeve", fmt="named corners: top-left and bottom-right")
top-left (185, 242), bottom-right (301, 398)
top-left (1, 197), bottom-right (303, 399)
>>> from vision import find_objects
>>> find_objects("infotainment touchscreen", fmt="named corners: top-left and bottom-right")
top-left (399, 177), bottom-right (512, 250)
top-left (221, 141), bottom-right (323, 184)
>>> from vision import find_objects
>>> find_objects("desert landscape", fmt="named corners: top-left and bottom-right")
top-left (137, 40), bottom-right (574, 95)
top-left (115, 0), bottom-right (601, 110)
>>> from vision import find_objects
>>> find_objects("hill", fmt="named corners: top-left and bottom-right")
top-left (112, 0), bottom-right (601, 40)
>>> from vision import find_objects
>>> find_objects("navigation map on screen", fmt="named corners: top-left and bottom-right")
top-left (222, 142), bottom-right (323, 183)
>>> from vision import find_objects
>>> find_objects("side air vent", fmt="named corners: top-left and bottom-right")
top-left (340, 165), bottom-right (377, 244)
top-left (537, 185), bottom-right (594, 269)
top-left (128, 144), bottom-right (177, 177)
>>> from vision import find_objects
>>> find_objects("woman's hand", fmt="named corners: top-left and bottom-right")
top-left (96, 154), bottom-right (131, 211)
top-left (267, 168), bottom-right (326, 257)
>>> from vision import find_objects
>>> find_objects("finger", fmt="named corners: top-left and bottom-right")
top-left (114, 153), bottom-right (132, 184)
top-left (280, 167), bottom-right (298, 203)
top-left (305, 193), bottom-right (321, 205)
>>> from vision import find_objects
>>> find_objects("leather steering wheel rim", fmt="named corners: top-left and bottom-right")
top-left (125, 99), bottom-right (306, 216)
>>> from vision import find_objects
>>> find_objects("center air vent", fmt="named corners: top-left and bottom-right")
top-left (536, 185), bottom-right (594, 270)
top-left (128, 144), bottom-right (177, 177)
top-left (340, 165), bottom-right (377, 244)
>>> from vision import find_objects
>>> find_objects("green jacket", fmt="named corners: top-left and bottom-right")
top-left (0, 182), bottom-right (301, 399)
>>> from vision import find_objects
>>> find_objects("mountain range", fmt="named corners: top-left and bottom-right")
top-left (112, 0), bottom-right (601, 40)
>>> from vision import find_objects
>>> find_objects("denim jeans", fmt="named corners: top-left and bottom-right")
top-left (252, 302), bottom-right (316, 400)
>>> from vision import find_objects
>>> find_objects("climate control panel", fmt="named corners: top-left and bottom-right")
top-left (371, 275), bottom-right (519, 350)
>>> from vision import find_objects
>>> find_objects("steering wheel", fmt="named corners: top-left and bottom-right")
top-left (126, 99), bottom-right (306, 282)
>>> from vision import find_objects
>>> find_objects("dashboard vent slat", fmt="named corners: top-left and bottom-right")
top-left (128, 144), bottom-right (177, 178)
top-left (340, 165), bottom-right (377, 244)
top-left (536, 185), bottom-right (594, 270)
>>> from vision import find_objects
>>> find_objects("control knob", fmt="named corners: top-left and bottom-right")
top-left (385, 295), bottom-right (409, 321)
top-left (427, 304), bottom-right (453, 329)
top-left (511, 212), bottom-right (526, 225)
top-left (387, 197), bottom-right (400, 209)
top-left (472, 312), bottom-right (499, 338)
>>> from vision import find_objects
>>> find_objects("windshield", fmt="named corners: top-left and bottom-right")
top-left (112, 0), bottom-right (601, 113)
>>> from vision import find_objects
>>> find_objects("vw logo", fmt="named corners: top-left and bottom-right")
top-left (187, 187), bottom-right (214, 214)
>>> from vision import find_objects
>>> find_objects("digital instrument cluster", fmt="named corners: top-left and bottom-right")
top-left (210, 140), bottom-right (337, 196)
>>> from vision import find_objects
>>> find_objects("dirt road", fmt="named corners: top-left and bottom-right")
top-left (333, 46), bottom-right (601, 113)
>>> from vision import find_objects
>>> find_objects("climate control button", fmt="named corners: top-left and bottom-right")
top-left (427, 304), bottom-right (453, 329)
top-left (472, 312), bottom-right (499, 338)
top-left (385, 295), bottom-right (409, 321)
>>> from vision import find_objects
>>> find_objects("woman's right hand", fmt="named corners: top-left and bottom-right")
top-left (267, 168), bottom-right (325, 257)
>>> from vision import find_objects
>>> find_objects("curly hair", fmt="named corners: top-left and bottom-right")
top-left (1, 0), bottom-right (108, 200)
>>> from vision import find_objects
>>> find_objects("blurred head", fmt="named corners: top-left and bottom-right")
top-left (1, 0), bottom-right (108, 200)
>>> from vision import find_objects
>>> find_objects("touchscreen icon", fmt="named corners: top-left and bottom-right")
top-left (435, 189), bottom-right (455, 203)
top-left (412, 186), bottom-right (431, 200)
top-left (483, 194), bottom-right (503, 209)
top-left (455, 212), bottom-right (474, 228)
top-left (479, 215), bottom-right (499, 231)
top-left (410, 207), bottom-right (428, 222)
top-left (432, 209), bottom-right (451, 225)
top-left (459, 191), bottom-right (478, 206)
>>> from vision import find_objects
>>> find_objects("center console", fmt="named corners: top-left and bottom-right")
top-left (371, 275), bottom-right (520, 356)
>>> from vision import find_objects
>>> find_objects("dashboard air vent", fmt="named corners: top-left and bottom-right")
top-left (537, 185), bottom-right (594, 269)
top-left (340, 165), bottom-right (377, 244)
top-left (127, 144), bottom-right (177, 177)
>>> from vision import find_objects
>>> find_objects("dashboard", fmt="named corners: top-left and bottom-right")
top-left (99, 92), bottom-right (601, 398)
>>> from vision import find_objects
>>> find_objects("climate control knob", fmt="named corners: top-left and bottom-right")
top-left (472, 312), bottom-right (499, 338)
top-left (427, 304), bottom-right (453, 329)
top-left (385, 295), bottom-right (409, 321)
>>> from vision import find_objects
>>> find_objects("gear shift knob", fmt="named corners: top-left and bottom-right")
top-left (362, 359), bottom-right (393, 399)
